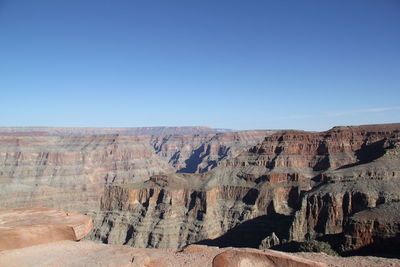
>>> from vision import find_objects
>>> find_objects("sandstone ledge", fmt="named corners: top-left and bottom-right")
top-left (0, 207), bottom-right (93, 251)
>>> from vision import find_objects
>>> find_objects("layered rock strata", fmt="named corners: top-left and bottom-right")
top-left (150, 130), bottom-right (274, 173)
top-left (90, 161), bottom-right (310, 248)
top-left (1, 124), bottom-right (399, 256)
top-left (0, 135), bottom-right (174, 212)
top-left (93, 124), bottom-right (400, 254)
top-left (289, 131), bottom-right (400, 246)
top-left (0, 207), bottom-right (330, 267)
top-left (0, 130), bottom-right (269, 213)
top-left (0, 126), bottom-right (231, 136)
top-left (342, 201), bottom-right (400, 254)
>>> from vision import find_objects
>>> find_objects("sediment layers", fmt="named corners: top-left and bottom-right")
top-left (150, 130), bottom-right (274, 173)
top-left (90, 171), bottom-right (296, 248)
top-left (0, 126), bottom-right (231, 136)
top-left (0, 130), bottom-right (270, 213)
top-left (93, 124), bottom-right (400, 254)
top-left (1, 208), bottom-right (398, 267)
top-left (1, 124), bottom-right (399, 255)
top-left (0, 134), bottom-right (173, 212)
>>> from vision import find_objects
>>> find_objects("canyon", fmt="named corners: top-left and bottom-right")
top-left (0, 129), bottom-right (271, 212)
top-left (1, 207), bottom-right (398, 267)
top-left (0, 124), bottom-right (399, 260)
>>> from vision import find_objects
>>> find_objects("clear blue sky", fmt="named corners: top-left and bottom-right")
top-left (1, 0), bottom-right (399, 131)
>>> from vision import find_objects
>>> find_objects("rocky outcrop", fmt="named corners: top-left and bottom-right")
top-left (90, 172), bottom-right (278, 248)
top-left (222, 124), bottom-right (400, 170)
top-left (0, 130), bottom-right (270, 214)
top-left (0, 135), bottom-right (174, 212)
top-left (0, 207), bottom-right (92, 250)
top-left (0, 207), bottom-right (331, 267)
top-left (289, 135), bottom-right (400, 243)
top-left (342, 201), bottom-right (400, 254)
top-left (90, 167), bottom-right (302, 249)
top-left (259, 232), bottom-right (280, 249)
top-left (92, 123), bottom-right (400, 255)
top-left (150, 130), bottom-right (274, 173)
top-left (212, 248), bottom-right (327, 267)
top-left (1, 123), bottom-right (400, 257)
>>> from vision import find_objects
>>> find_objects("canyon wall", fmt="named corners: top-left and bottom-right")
top-left (0, 129), bottom-right (270, 213)
top-left (0, 134), bottom-right (174, 212)
top-left (1, 124), bottom-right (399, 255)
top-left (150, 130), bottom-right (274, 173)
top-left (92, 124), bottom-right (400, 253)
top-left (90, 169), bottom-right (301, 248)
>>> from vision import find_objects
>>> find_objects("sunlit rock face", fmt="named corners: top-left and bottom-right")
top-left (1, 124), bottom-right (399, 255)
top-left (92, 124), bottom-right (400, 252)
top-left (0, 134), bottom-right (174, 213)
top-left (289, 132), bottom-right (400, 244)
top-left (0, 128), bottom-right (270, 214)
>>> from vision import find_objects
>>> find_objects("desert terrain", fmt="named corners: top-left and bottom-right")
top-left (0, 124), bottom-right (399, 266)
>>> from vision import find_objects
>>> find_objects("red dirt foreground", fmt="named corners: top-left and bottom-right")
top-left (0, 207), bottom-right (93, 250)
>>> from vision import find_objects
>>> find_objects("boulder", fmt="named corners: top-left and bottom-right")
top-left (212, 248), bottom-right (327, 267)
top-left (259, 232), bottom-right (280, 249)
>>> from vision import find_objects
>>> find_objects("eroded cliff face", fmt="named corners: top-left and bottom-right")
top-left (289, 135), bottom-right (400, 245)
top-left (0, 130), bottom-right (270, 213)
top-left (92, 124), bottom-right (400, 253)
top-left (0, 135), bottom-right (174, 212)
top-left (342, 201), bottom-right (400, 254)
top-left (90, 168), bottom-right (304, 248)
top-left (150, 130), bottom-right (273, 173)
top-left (1, 124), bottom-right (399, 255)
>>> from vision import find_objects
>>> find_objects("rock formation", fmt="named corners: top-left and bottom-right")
top-left (212, 248), bottom-right (327, 267)
top-left (150, 130), bottom-right (275, 173)
top-left (91, 123), bottom-right (400, 255)
top-left (289, 126), bottom-right (400, 247)
top-left (1, 240), bottom-right (398, 267)
top-left (0, 130), bottom-right (269, 213)
top-left (259, 232), bottom-right (280, 249)
top-left (0, 134), bottom-right (174, 212)
top-left (342, 201), bottom-right (400, 255)
top-left (0, 207), bottom-right (92, 250)
top-left (0, 207), bottom-right (398, 267)
top-left (0, 123), bottom-right (399, 257)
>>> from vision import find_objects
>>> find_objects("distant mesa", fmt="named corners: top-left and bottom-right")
top-left (0, 126), bottom-right (234, 136)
